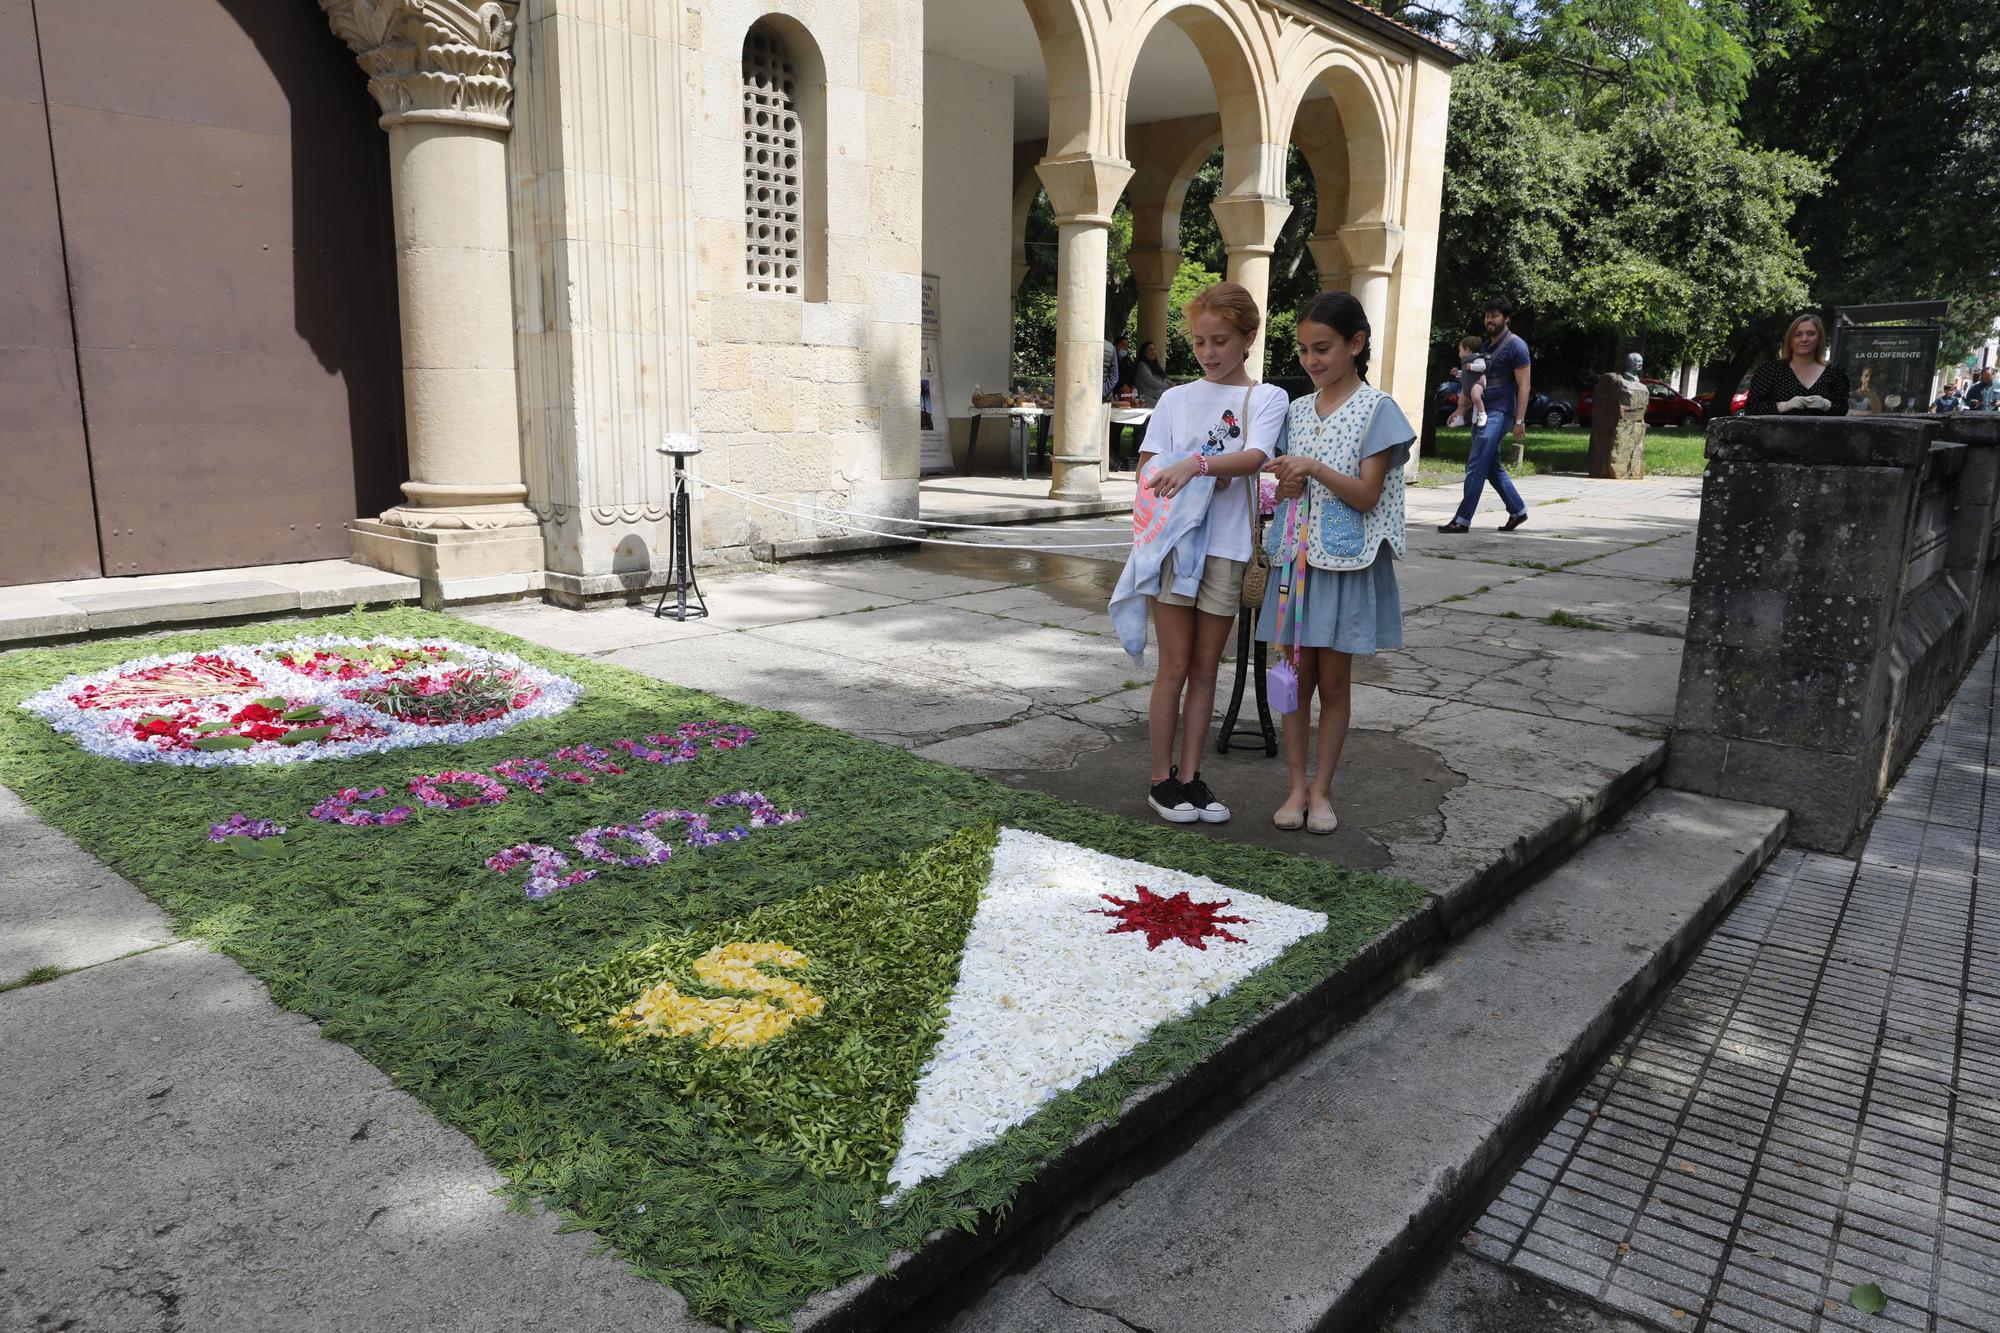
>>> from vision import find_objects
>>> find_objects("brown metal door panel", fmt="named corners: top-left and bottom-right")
top-left (38, 0), bottom-right (404, 577)
top-left (0, 0), bottom-right (101, 585)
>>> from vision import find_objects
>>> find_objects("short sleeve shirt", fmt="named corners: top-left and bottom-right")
top-left (1146, 380), bottom-right (1287, 561)
top-left (1482, 331), bottom-right (1531, 419)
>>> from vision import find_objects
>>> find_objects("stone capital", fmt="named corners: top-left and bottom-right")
top-left (1211, 194), bottom-right (1293, 256)
top-left (1337, 220), bottom-right (1405, 275)
top-left (1035, 154), bottom-right (1134, 227)
top-left (1306, 233), bottom-right (1347, 285)
top-left (1125, 247), bottom-right (1182, 290)
top-left (320, 0), bottom-right (519, 132)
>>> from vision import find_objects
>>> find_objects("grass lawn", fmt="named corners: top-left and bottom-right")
top-left (1414, 424), bottom-right (1708, 480)
top-left (0, 607), bottom-right (1427, 1330)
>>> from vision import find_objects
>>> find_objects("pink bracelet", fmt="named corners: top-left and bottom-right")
top-left (1195, 454), bottom-right (1209, 476)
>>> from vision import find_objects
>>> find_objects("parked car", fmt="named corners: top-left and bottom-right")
top-left (1578, 377), bottom-right (1708, 429)
top-left (1695, 387), bottom-right (1750, 418)
top-left (1435, 380), bottom-right (1576, 428)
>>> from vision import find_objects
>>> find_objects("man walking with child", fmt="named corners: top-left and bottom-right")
top-left (1439, 299), bottom-right (1531, 534)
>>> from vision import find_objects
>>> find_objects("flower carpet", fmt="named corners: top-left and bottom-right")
top-left (0, 607), bottom-right (1427, 1330)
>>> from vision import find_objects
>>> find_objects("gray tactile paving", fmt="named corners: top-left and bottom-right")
top-left (1474, 643), bottom-right (2000, 1331)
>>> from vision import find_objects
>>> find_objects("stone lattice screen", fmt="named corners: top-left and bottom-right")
top-left (742, 26), bottom-right (803, 296)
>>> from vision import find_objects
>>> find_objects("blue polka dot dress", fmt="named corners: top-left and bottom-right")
top-left (1255, 386), bottom-right (1412, 655)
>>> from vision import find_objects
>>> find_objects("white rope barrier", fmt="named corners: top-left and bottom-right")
top-left (694, 477), bottom-right (1135, 551)
top-left (695, 477), bottom-right (1135, 533)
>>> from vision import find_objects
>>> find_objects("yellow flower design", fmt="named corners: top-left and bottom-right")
top-left (611, 941), bottom-right (824, 1049)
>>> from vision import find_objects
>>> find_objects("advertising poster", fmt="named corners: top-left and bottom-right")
top-left (1832, 325), bottom-right (1943, 415)
top-left (919, 274), bottom-right (954, 474)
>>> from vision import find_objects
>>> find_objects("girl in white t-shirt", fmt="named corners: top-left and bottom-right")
top-left (1138, 281), bottom-right (1289, 825)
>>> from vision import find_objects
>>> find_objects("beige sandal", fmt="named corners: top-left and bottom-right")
top-left (1307, 809), bottom-right (1339, 835)
top-left (1273, 807), bottom-right (1306, 831)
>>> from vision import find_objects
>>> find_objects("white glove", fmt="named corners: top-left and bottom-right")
top-left (1776, 396), bottom-right (1805, 412)
top-left (1803, 395), bottom-right (1831, 411)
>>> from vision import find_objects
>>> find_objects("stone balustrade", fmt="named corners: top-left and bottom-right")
top-left (1668, 413), bottom-right (2000, 850)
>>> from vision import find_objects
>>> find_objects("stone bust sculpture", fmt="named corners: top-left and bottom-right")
top-left (1621, 352), bottom-right (1644, 383)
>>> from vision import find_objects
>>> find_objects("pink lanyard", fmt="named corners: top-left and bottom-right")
top-left (1271, 496), bottom-right (1309, 663)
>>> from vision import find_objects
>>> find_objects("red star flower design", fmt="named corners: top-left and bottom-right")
top-left (1093, 884), bottom-right (1249, 950)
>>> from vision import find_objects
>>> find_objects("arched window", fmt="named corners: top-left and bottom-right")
top-left (741, 21), bottom-right (824, 300)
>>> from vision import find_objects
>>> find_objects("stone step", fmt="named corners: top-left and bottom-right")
top-left (931, 788), bottom-right (1789, 1333)
top-left (0, 560), bottom-right (421, 647)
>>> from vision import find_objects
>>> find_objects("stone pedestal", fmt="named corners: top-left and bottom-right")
top-left (1587, 372), bottom-right (1648, 479)
top-left (1665, 417), bottom-right (1999, 851)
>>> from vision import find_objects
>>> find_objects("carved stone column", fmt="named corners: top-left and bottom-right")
top-left (1126, 246), bottom-right (1181, 362)
top-left (1037, 153), bottom-right (1133, 502)
top-left (1211, 193), bottom-right (1293, 378)
top-left (1338, 221), bottom-right (1405, 368)
top-left (321, 1), bottom-right (541, 599)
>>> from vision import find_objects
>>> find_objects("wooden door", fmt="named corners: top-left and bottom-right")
top-left (0, 0), bottom-right (101, 584)
top-left (32, 0), bottom-right (405, 578)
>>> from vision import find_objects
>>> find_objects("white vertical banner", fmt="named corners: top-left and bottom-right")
top-left (919, 273), bottom-right (953, 474)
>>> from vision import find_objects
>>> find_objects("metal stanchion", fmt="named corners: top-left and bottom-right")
top-left (653, 442), bottom-right (709, 622)
top-left (1217, 607), bottom-right (1277, 756)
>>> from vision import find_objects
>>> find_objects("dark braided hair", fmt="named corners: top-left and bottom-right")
top-left (1297, 290), bottom-right (1371, 381)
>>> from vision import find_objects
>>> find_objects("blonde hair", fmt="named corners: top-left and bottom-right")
top-left (1182, 281), bottom-right (1261, 340)
top-left (1780, 313), bottom-right (1829, 364)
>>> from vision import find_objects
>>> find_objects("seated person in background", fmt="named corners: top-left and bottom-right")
top-left (1934, 384), bottom-right (1964, 414)
top-left (1446, 335), bottom-right (1488, 428)
top-left (1132, 341), bottom-right (1174, 405)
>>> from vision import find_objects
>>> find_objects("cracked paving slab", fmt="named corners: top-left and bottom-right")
top-left (1438, 570), bottom-right (1691, 637)
top-left (599, 634), bottom-right (1036, 748)
top-left (452, 599), bottom-right (731, 653)
top-left (0, 942), bottom-right (701, 1333)
top-left (1358, 605), bottom-right (1683, 731)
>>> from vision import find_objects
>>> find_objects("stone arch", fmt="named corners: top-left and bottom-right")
top-left (739, 13), bottom-right (830, 301)
top-left (1110, 1), bottom-right (1274, 199)
top-left (1018, 0), bottom-right (1104, 162)
top-left (1276, 49), bottom-right (1397, 227)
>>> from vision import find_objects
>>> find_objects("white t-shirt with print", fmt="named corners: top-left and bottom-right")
top-left (1143, 379), bottom-right (1287, 561)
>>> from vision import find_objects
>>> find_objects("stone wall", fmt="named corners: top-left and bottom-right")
top-left (687, 0), bottom-right (925, 558)
top-left (1668, 415), bottom-right (2000, 850)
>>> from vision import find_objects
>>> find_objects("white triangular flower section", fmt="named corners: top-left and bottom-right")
top-left (886, 827), bottom-right (1326, 1192)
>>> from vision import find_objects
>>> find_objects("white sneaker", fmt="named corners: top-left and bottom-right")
top-left (1181, 773), bottom-right (1231, 824)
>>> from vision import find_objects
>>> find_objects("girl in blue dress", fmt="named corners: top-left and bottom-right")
top-left (1257, 291), bottom-right (1412, 834)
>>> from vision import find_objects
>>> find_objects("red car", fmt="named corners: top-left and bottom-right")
top-left (1578, 377), bottom-right (1709, 430)
top-left (1696, 387), bottom-right (1751, 418)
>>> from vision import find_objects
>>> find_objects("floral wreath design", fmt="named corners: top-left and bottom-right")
top-left (20, 635), bottom-right (582, 767)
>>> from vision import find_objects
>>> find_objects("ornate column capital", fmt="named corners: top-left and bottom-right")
top-left (1337, 220), bottom-right (1405, 276)
top-left (1125, 247), bottom-right (1182, 291)
top-left (319, 0), bottom-right (519, 132)
top-left (1211, 194), bottom-right (1294, 260)
top-left (1035, 154), bottom-right (1134, 228)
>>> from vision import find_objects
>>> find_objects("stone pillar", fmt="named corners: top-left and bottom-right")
top-left (1338, 221), bottom-right (1404, 361)
top-left (1667, 417), bottom-right (1989, 851)
top-left (1126, 247), bottom-right (1181, 359)
top-left (1306, 233), bottom-right (1347, 293)
top-left (1037, 154), bottom-right (1133, 501)
top-left (321, 0), bottom-right (541, 600)
top-left (1211, 195), bottom-right (1291, 379)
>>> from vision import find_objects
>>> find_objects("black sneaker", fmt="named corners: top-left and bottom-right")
top-left (1437, 521), bottom-right (1470, 533)
top-left (1182, 772), bottom-right (1231, 824)
top-left (1148, 773), bottom-right (1199, 824)
top-left (1501, 511), bottom-right (1529, 532)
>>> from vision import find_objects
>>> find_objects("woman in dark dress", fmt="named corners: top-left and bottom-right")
top-left (1743, 313), bottom-right (1848, 417)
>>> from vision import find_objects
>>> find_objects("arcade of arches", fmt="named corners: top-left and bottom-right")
top-left (0, 0), bottom-right (1453, 601)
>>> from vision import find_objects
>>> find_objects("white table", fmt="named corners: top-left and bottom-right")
top-left (1104, 405), bottom-right (1154, 471)
top-left (966, 406), bottom-right (1052, 479)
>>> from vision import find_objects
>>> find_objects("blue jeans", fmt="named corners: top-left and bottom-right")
top-left (1455, 412), bottom-right (1526, 525)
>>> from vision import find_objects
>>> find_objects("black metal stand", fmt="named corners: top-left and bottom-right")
top-left (652, 445), bottom-right (709, 622)
top-left (1217, 606), bottom-right (1278, 756)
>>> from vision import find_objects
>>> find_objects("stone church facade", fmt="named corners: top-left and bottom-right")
top-left (1, 0), bottom-right (1454, 604)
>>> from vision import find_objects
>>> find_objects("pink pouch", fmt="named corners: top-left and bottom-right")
top-left (1267, 655), bottom-right (1299, 715)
